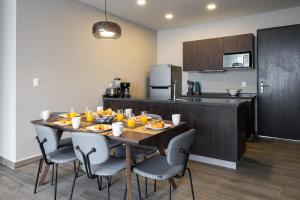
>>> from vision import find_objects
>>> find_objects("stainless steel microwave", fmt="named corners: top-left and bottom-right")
top-left (223, 52), bottom-right (252, 68)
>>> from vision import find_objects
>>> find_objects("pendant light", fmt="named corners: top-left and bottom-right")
top-left (92, 0), bottom-right (121, 39)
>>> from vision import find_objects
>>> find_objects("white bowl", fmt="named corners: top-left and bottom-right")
top-left (226, 89), bottom-right (241, 96)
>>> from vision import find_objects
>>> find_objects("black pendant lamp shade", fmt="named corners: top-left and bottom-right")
top-left (92, 0), bottom-right (121, 39)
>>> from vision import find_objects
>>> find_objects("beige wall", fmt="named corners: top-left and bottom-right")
top-left (0, 0), bottom-right (17, 163)
top-left (16, 0), bottom-right (156, 161)
top-left (157, 6), bottom-right (300, 94)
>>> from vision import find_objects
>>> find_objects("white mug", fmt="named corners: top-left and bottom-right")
top-left (40, 110), bottom-right (50, 120)
top-left (112, 122), bottom-right (124, 136)
top-left (72, 117), bottom-right (81, 129)
top-left (124, 109), bottom-right (132, 117)
top-left (97, 106), bottom-right (104, 112)
top-left (172, 114), bottom-right (181, 126)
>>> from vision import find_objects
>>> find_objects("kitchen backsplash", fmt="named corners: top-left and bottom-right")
top-left (181, 70), bottom-right (257, 95)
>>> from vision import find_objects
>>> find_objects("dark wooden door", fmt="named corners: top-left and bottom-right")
top-left (197, 38), bottom-right (223, 71)
top-left (183, 41), bottom-right (198, 71)
top-left (258, 24), bottom-right (300, 140)
top-left (223, 34), bottom-right (254, 54)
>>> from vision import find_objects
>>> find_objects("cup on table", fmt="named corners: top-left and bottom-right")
top-left (72, 117), bottom-right (81, 129)
top-left (172, 114), bottom-right (181, 126)
top-left (112, 122), bottom-right (124, 136)
top-left (97, 106), bottom-right (104, 112)
top-left (40, 110), bottom-right (50, 120)
top-left (124, 108), bottom-right (132, 117)
top-left (116, 109), bottom-right (124, 121)
top-left (127, 115), bottom-right (136, 128)
top-left (140, 111), bottom-right (148, 124)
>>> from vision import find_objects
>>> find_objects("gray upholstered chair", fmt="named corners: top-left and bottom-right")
top-left (114, 113), bottom-right (161, 197)
top-left (69, 132), bottom-right (127, 200)
top-left (33, 124), bottom-right (78, 200)
top-left (50, 112), bottom-right (73, 148)
top-left (133, 129), bottom-right (196, 200)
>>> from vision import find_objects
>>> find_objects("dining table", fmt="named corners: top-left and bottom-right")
top-left (31, 114), bottom-right (189, 200)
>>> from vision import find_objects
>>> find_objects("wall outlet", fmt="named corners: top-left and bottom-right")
top-left (242, 81), bottom-right (247, 88)
top-left (33, 78), bottom-right (40, 87)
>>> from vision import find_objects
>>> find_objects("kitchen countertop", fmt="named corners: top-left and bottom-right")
top-left (103, 97), bottom-right (249, 107)
top-left (181, 92), bottom-right (256, 100)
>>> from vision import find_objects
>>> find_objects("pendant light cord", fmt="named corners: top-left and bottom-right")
top-left (105, 0), bottom-right (108, 22)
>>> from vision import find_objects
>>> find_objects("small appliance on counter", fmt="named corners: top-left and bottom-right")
top-left (187, 80), bottom-right (195, 96)
top-left (120, 82), bottom-right (131, 98)
top-left (103, 78), bottom-right (122, 98)
top-left (149, 64), bottom-right (182, 100)
top-left (194, 81), bottom-right (201, 95)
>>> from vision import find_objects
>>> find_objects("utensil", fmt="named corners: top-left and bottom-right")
top-left (172, 114), bottom-right (181, 126)
top-left (40, 110), bottom-right (50, 120)
top-left (112, 122), bottom-right (124, 136)
top-left (72, 117), bottom-right (81, 129)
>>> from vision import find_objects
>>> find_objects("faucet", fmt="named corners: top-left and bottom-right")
top-left (173, 80), bottom-right (178, 101)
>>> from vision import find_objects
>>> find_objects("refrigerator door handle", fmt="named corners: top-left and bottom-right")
top-left (150, 86), bottom-right (171, 89)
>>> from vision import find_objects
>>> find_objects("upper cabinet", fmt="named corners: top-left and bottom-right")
top-left (183, 33), bottom-right (255, 72)
top-left (223, 34), bottom-right (254, 54)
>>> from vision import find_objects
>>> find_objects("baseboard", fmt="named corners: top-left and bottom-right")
top-left (0, 154), bottom-right (41, 170)
top-left (258, 135), bottom-right (300, 143)
top-left (189, 154), bottom-right (237, 170)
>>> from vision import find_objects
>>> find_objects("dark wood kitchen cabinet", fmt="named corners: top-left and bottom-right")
top-left (183, 33), bottom-right (255, 71)
top-left (197, 38), bottom-right (224, 71)
top-left (183, 41), bottom-right (198, 71)
top-left (223, 34), bottom-right (254, 54)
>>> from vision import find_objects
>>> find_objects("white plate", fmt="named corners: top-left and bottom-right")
top-left (58, 113), bottom-right (80, 118)
top-left (145, 123), bottom-right (172, 131)
top-left (86, 124), bottom-right (112, 133)
top-left (52, 120), bottom-right (72, 126)
top-left (133, 116), bottom-right (152, 121)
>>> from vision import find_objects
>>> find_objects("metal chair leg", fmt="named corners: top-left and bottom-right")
top-left (169, 179), bottom-right (172, 200)
top-left (76, 161), bottom-right (80, 177)
top-left (145, 177), bottom-right (148, 198)
top-left (34, 158), bottom-right (43, 194)
top-left (154, 180), bottom-right (157, 192)
top-left (51, 164), bottom-right (54, 186)
top-left (73, 161), bottom-right (76, 173)
top-left (97, 176), bottom-right (102, 191)
top-left (187, 168), bottom-right (195, 200)
top-left (106, 176), bottom-right (111, 200)
top-left (69, 171), bottom-right (78, 200)
top-left (54, 164), bottom-right (59, 200)
top-left (123, 181), bottom-right (127, 200)
top-left (136, 174), bottom-right (142, 200)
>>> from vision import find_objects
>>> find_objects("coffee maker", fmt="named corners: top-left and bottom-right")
top-left (120, 82), bottom-right (131, 98)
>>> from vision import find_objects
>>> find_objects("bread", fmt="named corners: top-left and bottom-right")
top-left (151, 121), bottom-right (164, 128)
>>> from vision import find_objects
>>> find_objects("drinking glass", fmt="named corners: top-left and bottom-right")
top-left (140, 111), bottom-right (148, 124)
top-left (116, 109), bottom-right (124, 121)
top-left (127, 114), bottom-right (136, 128)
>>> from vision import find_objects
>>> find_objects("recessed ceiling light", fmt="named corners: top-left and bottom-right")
top-left (165, 13), bottom-right (174, 19)
top-left (137, 0), bottom-right (146, 6)
top-left (207, 3), bottom-right (216, 10)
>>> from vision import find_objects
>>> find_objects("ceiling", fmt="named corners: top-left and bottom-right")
top-left (77, 0), bottom-right (300, 30)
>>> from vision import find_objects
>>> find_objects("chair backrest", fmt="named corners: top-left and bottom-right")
top-left (50, 112), bottom-right (67, 117)
top-left (72, 132), bottom-right (109, 165)
top-left (34, 124), bottom-right (58, 154)
top-left (167, 129), bottom-right (195, 166)
top-left (147, 114), bottom-right (162, 120)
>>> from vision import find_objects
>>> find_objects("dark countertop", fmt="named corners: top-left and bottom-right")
top-left (181, 92), bottom-right (256, 100)
top-left (103, 97), bottom-right (249, 107)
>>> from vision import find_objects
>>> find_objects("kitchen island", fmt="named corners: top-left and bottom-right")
top-left (103, 97), bottom-right (250, 169)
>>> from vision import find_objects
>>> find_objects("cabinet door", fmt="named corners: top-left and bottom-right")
top-left (183, 41), bottom-right (198, 71)
top-left (197, 38), bottom-right (223, 71)
top-left (223, 34), bottom-right (254, 54)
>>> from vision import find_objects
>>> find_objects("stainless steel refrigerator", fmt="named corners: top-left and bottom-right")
top-left (149, 64), bottom-right (182, 100)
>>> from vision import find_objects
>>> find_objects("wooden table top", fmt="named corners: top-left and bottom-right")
top-left (31, 116), bottom-right (187, 145)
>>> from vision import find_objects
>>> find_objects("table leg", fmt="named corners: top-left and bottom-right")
top-left (155, 137), bottom-right (177, 189)
top-left (38, 130), bottom-right (63, 186)
top-left (126, 144), bottom-right (132, 200)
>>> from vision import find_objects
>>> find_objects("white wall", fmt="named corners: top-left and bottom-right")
top-left (157, 6), bottom-right (300, 94)
top-left (15, 0), bottom-right (156, 162)
top-left (0, 0), bottom-right (17, 163)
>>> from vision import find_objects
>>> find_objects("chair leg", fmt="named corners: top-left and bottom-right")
top-left (168, 179), bottom-right (172, 200)
top-left (69, 171), bottom-right (78, 200)
top-left (54, 164), bottom-right (59, 200)
top-left (136, 174), bottom-right (142, 200)
top-left (106, 176), bottom-right (111, 200)
top-left (187, 168), bottom-right (195, 200)
top-left (109, 176), bottom-right (112, 187)
top-left (76, 161), bottom-right (80, 177)
top-left (73, 161), bottom-right (76, 173)
top-left (123, 181), bottom-right (127, 200)
top-left (97, 176), bottom-right (102, 191)
top-left (34, 158), bottom-right (43, 194)
top-left (145, 177), bottom-right (148, 198)
top-left (154, 180), bottom-right (157, 193)
top-left (51, 164), bottom-right (54, 186)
